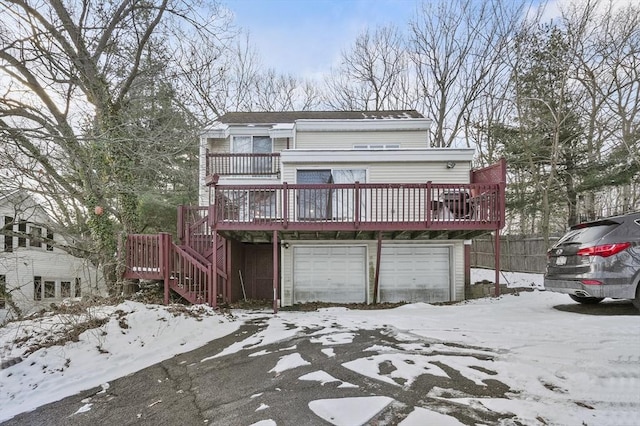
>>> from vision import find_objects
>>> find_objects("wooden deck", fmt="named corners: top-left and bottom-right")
top-left (122, 159), bottom-right (507, 308)
top-left (211, 181), bottom-right (504, 234)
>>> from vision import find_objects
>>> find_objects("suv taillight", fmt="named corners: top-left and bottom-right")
top-left (577, 242), bottom-right (631, 257)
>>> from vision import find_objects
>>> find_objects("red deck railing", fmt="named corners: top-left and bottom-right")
top-left (212, 181), bottom-right (504, 231)
top-left (178, 206), bottom-right (212, 259)
top-left (206, 151), bottom-right (280, 176)
top-left (123, 232), bottom-right (224, 307)
top-left (124, 158), bottom-right (507, 305)
top-left (123, 234), bottom-right (165, 280)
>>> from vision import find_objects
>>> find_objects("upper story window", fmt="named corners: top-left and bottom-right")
top-left (231, 136), bottom-right (274, 175)
top-left (18, 221), bottom-right (26, 247)
top-left (232, 135), bottom-right (272, 154)
top-left (0, 274), bottom-right (6, 309)
top-left (353, 144), bottom-right (400, 149)
top-left (29, 226), bottom-right (42, 248)
top-left (3, 217), bottom-right (53, 252)
top-left (3, 216), bottom-right (13, 252)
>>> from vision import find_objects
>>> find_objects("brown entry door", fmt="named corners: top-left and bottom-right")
top-left (243, 244), bottom-right (275, 300)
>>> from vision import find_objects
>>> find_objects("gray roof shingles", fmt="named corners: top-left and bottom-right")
top-left (217, 110), bottom-right (424, 124)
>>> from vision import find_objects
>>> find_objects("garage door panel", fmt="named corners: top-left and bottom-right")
top-left (379, 246), bottom-right (450, 303)
top-left (294, 246), bottom-right (366, 303)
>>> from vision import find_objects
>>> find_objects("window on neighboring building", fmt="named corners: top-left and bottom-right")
top-left (44, 280), bottom-right (56, 298)
top-left (18, 221), bottom-right (26, 247)
top-left (61, 281), bottom-right (71, 298)
top-left (353, 144), bottom-right (400, 149)
top-left (0, 275), bottom-right (6, 309)
top-left (46, 229), bottom-right (54, 251)
top-left (75, 278), bottom-right (81, 297)
top-left (29, 226), bottom-right (42, 248)
top-left (33, 276), bottom-right (42, 300)
top-left (4, 216), bottom-right (14, 252)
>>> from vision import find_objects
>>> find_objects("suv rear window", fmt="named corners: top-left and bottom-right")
top-left (556, 221), bottom-right (619, 245)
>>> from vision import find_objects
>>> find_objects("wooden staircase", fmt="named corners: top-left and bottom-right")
top-left (122, 207), bottom-right (229, 307)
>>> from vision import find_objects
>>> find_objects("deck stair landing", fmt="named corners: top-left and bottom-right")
top-left (123, 228), bottom-right (228, 307)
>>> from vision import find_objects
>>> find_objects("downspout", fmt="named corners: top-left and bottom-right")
top-left (373, 232), bottom-right (382, 304)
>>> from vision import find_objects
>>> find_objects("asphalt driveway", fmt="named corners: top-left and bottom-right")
top-left (3, 316), bottom-right (515, 426)
top-left (3, 298), bottom-right (637, 426)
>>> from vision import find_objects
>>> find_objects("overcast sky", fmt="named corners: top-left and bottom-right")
top-left (222, 0), bottom-right (420, 78)
top-left (220, 0), bottom-right (633, 81)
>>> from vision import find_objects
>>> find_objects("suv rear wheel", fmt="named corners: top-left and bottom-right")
top-left (633, 286), bottom-right (640, 311)
top-left (569, 294), bottom-right (604, 304)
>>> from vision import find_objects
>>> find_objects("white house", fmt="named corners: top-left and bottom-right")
top-left (0, 191), bottom-right (105, 322)
top-left (124, 110), bottom-right (506, 310)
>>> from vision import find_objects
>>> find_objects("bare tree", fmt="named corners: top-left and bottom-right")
top-left (0, 0), bottom-right (230, 289)
top-left (253, 70), bottom-right (322, 111)
top-left (180, 30), bottom-right (321, 120)
top-left (410, 0), bottom-right (528, 147)
top-left (324, 25), bottom-right (417, 111)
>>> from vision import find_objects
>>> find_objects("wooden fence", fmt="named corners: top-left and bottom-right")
top-left (471, 235), bottom-right (561, 274)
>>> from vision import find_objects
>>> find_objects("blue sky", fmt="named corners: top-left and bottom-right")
top-left (222, 0), bottom-right (420, 78)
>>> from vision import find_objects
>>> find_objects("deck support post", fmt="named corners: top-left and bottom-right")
top-left (426, 181), bottom-right (432, 227)
top-left (283, 182), bottom-right (289, 229)
top-left (494, 229), bottom-right (501, 297)
top-left (273, 230), bottom-right (279, 314)
top-left (159, 233), bottom-right (171, 305)
top-left (211, 229), bottom-right (218, 308)
top-left (226, 238), bottom-right (232, 304)
top-left (373, 232), bottom-right (382, 304)
top-left (177, 205), bottom-right (185, 245)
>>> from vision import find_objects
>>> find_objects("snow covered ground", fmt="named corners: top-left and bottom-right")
top-left (1, 270), bottom-right (639, 425)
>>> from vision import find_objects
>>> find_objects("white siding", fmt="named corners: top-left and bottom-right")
top-left (206, 137), bottom-right (230, 153)
top-left (281, 161), bottom-right (470, 185)
top-left (452, 242), bottom-right (464, 301)
top-left (295, 130), bottom-right (428, 149)
top-left (0, 193), bottom-right (106, 318)
top-left (1, 250), bottom-right (104, 315)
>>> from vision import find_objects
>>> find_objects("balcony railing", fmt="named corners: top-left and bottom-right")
top-left (211, 182), bottom-right (504, 231)
top-left (206, 151), bottom-right (280, 177)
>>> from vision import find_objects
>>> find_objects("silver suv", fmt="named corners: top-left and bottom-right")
top-left (544, 212), bottom-right (640, 309)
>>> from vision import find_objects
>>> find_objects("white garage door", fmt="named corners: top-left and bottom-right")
top-left (293, 246), bottom-right (366, 303)
top-left (379, 245), bottom-right (450, 303)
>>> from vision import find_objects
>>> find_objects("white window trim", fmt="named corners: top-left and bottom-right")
top-left (295, 167), bottom-right (368, 184)
top-left (353, 144), bottom-right (400, 149)
top-left (295, 168), bottom-right (368, 221)
top-left (35, 277), bottom-right (82, 301)
top-left (29, 225), bottom-right (42, 248)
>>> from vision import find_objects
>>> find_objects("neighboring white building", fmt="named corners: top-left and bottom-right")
top-left (0, 191), bottom-right (105, 322)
